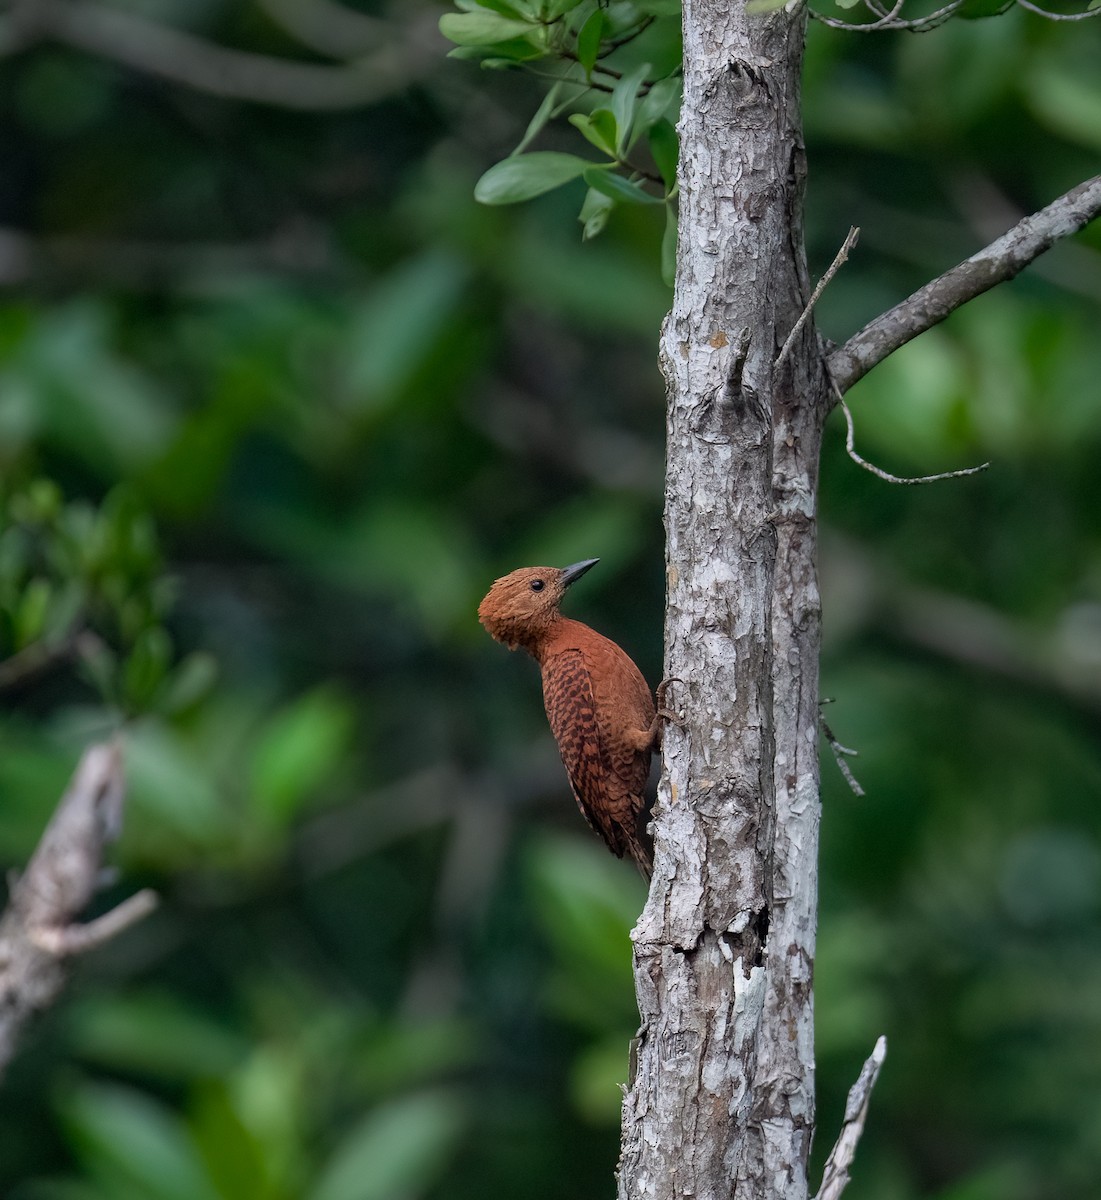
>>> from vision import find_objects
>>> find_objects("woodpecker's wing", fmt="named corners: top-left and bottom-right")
top-left (541, 648), bottom-right (640, 861)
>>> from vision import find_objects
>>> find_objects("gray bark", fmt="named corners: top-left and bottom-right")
top-left (615, 5), bottom-right (1100, 1190)
top-left (0, 742), bottom-right (156, 1081)
top-left (618, 2), bottom-right (831, 1197)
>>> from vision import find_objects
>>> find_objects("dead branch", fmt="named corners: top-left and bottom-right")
top-left (814, 1036), bottom-right (887, 1200)
top-left (827, 176), bottom-right (1101, 396)
top-left (0, 742), bottom-right (156, 1082)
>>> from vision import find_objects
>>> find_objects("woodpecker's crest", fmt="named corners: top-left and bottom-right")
top-left (478, 559), bottom-right (598, 652)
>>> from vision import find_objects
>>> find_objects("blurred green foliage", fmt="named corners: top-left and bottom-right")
top-left (0, 3), bottom-right (1099, 1200)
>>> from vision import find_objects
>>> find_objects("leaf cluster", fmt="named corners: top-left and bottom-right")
top-left (0, 481), bottom-right (213, 718)
top-left (441, 0), bottom-right (681, 278)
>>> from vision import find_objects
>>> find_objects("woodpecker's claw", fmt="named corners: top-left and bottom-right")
top-left (655, 677), bottom-right (687, 728)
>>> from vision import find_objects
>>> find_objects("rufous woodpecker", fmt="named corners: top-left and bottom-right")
top-left (478, 558), bottom-right (676, 878)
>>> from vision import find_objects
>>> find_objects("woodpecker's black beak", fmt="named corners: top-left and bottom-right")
top-left (559, 558), bottom-right (599, 588)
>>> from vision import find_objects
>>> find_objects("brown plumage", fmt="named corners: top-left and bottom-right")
top-left (478, 558), bottom-right (672, 878)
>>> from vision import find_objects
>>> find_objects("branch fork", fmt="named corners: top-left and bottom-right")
top-left (0, 742), bottom-right (156, 1080)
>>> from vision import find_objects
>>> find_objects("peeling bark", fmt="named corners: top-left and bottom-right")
top-left (617, 2), bottom-right (830, 1196)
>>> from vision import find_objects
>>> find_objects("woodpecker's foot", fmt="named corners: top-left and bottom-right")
top-left (655, 677), bottom-right (686, 728)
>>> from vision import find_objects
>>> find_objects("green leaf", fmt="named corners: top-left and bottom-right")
top-left (155, 651), bottom-right (218, 715)
top-left (249, 687), bottom-right (354, 825)
top-left (190, 1082), bottom-right (273, 1200)
top-left (578, 186), bottom-right (615, 240)
top-left (648, 118), bottom-right (678, 190)
top-left (77, 636), bottom-right (118, 703)
top-left (542, 0), bottom-right (585, 15)
top-left (467, 0), bottom-right (537, 14)
top-left (661, 203), bottom-right (678, 286)
top-left (569, 109), bottom-right (618, 157)
top-left (122, 626), bottom-right (172, 710)
top-left (19, 478), bottom-right (63, 524)
top-left (15, 576), bottom-right (50, 647)
top-left (125, 723), bottom-right (231, 848)
top-left (610, 62), bottom-right (651, 155)
top-left (60, 1082), bottom-right (221, 1200)
top-left (474, 152), bottom-right (593, 204)
top-left (575, 9), bottom-right (604, 74)
top-left (746, 0), bottom-right (791, 11)
top-left (636, 75), bottom-right (681, 132)
top-left (582, 167), bottom-right (662, 205)
top-left (69, 991), bottom-right (248, 1080)
top-left (342, 252), bottom-right (468, 413)
top-left (438, 11), bottom-right (538, 45)
top-left (309, 1092), bottom-right (464, 1200)
top-left (464, 43), bottom-right (546, 65)
top-left (41, 578), bottom-right (83, 642)
top-left (513, 82), bottom-right (563, 155)
top-left (634, 0), bottom-right (681, 12)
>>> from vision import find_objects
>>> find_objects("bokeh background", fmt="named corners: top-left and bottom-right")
top-left (1, 4), bottom-right (1100, 1199)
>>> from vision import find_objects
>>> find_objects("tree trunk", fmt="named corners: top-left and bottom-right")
top-left (618, 2), bottom-right (830, 1196)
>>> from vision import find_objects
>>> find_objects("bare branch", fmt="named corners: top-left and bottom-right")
top-left (839, 397), bottom-right (990, 485)
top-left (30, 0), bottom-right (439, 111)
top-left (814, 1036), bottom-right (888, 1200)
top-left (0, 742), bottom-right (154, 1081)
top-left (777, 226), bottom-right (859, 367)
top-left (828, 176), bottom-right (1101, 396)
top-left (819, 702), bottom-right (865, 797)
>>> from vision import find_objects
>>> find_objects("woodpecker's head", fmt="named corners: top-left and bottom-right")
top-left (478, 559), bottom-right (598, 651)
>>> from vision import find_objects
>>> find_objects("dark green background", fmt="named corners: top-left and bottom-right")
top-left (1, 4), bottom-right (1099, 1198)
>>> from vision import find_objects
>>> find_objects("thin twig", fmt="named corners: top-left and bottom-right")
top-left (814, 1036), bottom-right (888, 1200)
top-left (819, 702), bottom-right (865, 797)
top-left (838, 395), bottom-right (990, 484)
top-left (598, 15), bottom-right (657, 56)
top-left (776, 226), bottom-right (859, 366)
top-left (810, 0), bottom-right (964, 30)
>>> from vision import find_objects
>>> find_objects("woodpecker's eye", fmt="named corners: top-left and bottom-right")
top-left (530, 579), bottom-right (545, 592)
